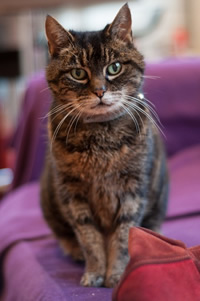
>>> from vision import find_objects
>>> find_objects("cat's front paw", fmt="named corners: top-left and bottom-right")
top-left (105, 274), bottom-right (121, 288)
top-left (80, 272), bottom-right (104, 287)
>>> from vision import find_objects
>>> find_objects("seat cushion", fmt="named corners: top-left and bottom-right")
top-left (161, 144), bottom-right (200, 247)
top-left (1, 144), bottom-right (200, 299)
top-left (162, 215), bottom-right (200, 248)
top-left (166, 144), bottom-right (200, 219)
top-left (0, 183), bottom-right (112, 300)
top-left (112, 227), bottom-right (200, 301)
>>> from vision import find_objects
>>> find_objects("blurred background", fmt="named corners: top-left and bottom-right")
top-left (0, 0), bottom-right (199, 191)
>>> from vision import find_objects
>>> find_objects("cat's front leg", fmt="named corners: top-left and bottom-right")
top-left (68, 200), bottom-right (106, 287)
top-left (105, 195), bottom-right (147, 288)
top-left (78, 225), bottom-right (106, 287)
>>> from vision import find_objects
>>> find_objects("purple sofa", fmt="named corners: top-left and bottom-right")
top-left (0, 58), bottom-right (200, 301)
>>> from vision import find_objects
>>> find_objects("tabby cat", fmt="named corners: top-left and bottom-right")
top-left (41, 4), bottom-right (168, 288)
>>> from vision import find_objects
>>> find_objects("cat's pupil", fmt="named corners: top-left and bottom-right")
top-left (71, 68), bottom-right (87, 81)
top-left (107, 62), bottom-right (121, 76)
top-left (112, 63), bottom-right (119, 72)
top-left (76, 70), bottom-right (81, 77)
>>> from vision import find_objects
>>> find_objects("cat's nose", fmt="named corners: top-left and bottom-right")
top-left (93, 86), bottom-right (106, 99)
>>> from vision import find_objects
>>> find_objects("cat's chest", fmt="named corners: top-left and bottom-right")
top-left (64, 140), bottom-right (131, 179)
top-left (55, 139), bottom-right (134, 226)
top-left (54, 129), bottom-right (146, 229)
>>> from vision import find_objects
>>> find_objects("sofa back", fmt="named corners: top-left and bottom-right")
top-left (11, 58), bottom-right (200, 189)
top-left (144, 58), bottom-right (200, 156)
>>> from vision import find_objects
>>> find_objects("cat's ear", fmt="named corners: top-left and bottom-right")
top-left (45, 15), bottom-right (74, 57)
top-left (106, 3), bottom-right (133, 43)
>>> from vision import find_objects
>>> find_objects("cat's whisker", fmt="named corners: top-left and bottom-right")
top-left (115, 90), bottom-right (159, 123)
top-left (121, 103), bottom-right (140, 134)
top-left (49, 105), bottom-right (76, 125)
top-left (69, 109), bottom-right (83, 138)
top-left (124, 99), bottom-right (156, 125)
top-left (117, 90), bottom-right (156, 109)
top-left (122, 98), bottom-right (145, 131)
top-left (66, 115), bottom-right (78, 142)
top-left (40, 86), bottom-right (51, 93)
top-left (51, 105), bottom-right (79, 151)
top-left (47, 105), bottom-right (67, 117)
top-left (40, 104), bottom-right (67, 120)
top-left (74, 107), bottom-right (85, 134)
top-left (142, 75), bottom-right (160, 80)
top-left (46, 103), bottom-right (75, 119)
top-left (65, 104), bottom-right (83, 142)
top-left (123, 99), bottom-right (165, 138)
top-left (124, 95), bottom-right (160, 123)
top-left (124, 101), bottom-right (145, 131)
top-left (142, 96), bottom-right (156, 109)
top-left (133, 93), bottom-right (157, 109)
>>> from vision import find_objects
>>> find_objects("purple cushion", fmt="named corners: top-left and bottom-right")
top-left (2, 238), bottom-right (112, 301)
top-left (162, 215), bottom-right (200, 248)
top-left (166, 144), bottom-right (200, 218)
top-left (1, 141), bottom-right (200, 299)
top-left (11, 72), bottom-right (50, 189)
top-left (0, 183), bottom-right (50, 253)
top-left (144, 58), bottom-right (200, 156)
top-left (2, 58), bottom-right (200, 299)
top-left (0, 184), bottom-right (112, 300)
top-left (11, 58), bottom-right (200, 188)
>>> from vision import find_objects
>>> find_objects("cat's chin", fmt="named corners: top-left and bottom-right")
top-left (83, 109), bottom-right (125, 123)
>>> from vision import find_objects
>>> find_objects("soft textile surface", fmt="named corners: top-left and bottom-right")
top-left (11, 58), bottom-right (200, 189)
top-left (0, 184), bottom-right (112, 301)
top-left (144, 58), bottom-right (200, 156)
top-left (0, 143), bottom-right (200, 300)
top-left (1, 58), bottom-right (200, 300)
top-left (0, 183), bottom-right (50, 253)
top-left (2, 239), bottom-right (112, 301)
top-left (161, 144), bottom-right (200, 247)
top-left (11, 72), bottom-right (51, 189)
top-left (165, 144), bottom-right (200, 219)
top-left (112, 227), bottom-right (200, 301)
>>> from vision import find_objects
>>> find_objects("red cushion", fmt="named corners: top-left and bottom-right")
top-left (112, 227), bottom-right (200, 301)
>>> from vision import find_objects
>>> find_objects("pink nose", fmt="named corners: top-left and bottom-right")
top-left (93, 87), bottom-right (106, 98)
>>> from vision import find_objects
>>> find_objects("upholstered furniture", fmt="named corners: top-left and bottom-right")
top-left (0, 58), bottom-right (200, 300)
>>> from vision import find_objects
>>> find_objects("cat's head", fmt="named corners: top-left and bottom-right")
top-left (46, 4), bottom-right (145, 123)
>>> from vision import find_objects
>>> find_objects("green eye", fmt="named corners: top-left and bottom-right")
top-left (107, 62), bottom-right (122, 76)
top-left (71, 68), bottom-right (88, 81)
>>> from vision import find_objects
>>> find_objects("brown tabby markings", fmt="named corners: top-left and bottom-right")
top-left (41, 4), bottom-right (168, 288)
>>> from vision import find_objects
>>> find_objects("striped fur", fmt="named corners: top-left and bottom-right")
top-left (41, 4), bottom-right (168, 288)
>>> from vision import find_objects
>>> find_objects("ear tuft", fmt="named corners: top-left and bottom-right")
top-left (45, 15), bottom-right (74, 57)
top-left (106, 4), bottom-right (133, 43)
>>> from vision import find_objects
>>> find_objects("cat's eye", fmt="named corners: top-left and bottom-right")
top-left (70, 68), bottom-right (88, 81)
top-left (107, 62), bottom-right (122, 76)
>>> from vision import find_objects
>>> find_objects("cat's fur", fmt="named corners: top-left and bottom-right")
top-left (41, 4), bottom-right (168, 288)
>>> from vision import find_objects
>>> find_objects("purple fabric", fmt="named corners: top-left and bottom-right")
top-left (11, 58), bottom-right (200, 189)
top-left (144, 58), bottom-right (200, 156)
top-left (2, 240), bottom-right (112, 301)
top-left (0, 183), bottom-right (112, 301)
top-left (166, 144), bottom-right (200, 218)
top-left (0, 142), bottom-right (200, 299)
top-left (11, 72), bottom-right (51, 189)
top-left (0, 183), bottom-right (50, 253)
top-left (162, 216), bottom-right (200, 248)
top-left (1, 58), bottom-right (200, 300)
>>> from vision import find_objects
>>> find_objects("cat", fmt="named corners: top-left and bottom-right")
top-left (40, 4), bottom-right (168, 288)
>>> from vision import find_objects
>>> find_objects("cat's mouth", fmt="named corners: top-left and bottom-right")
top-left (83, 102), bottom-right (124, 123)
top-left (90, 99), bottom-right (113, 109)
